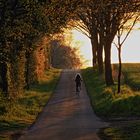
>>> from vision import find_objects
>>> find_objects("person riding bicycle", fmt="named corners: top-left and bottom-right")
top-left (75, 73), bottom-right (82, 93)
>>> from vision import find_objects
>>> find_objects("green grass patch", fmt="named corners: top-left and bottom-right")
top-left (99, 121), bottom-right (140, 140)
top-left (82, 66), bottom-right (140, 140)
top-left (0, 68), bottom-right (61, 139)
top-left (113, 63), bottom-right (140, 90)
top-left (82, 67), bottom-right (140, 117)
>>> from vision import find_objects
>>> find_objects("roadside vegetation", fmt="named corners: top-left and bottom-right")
top-left (0, 68), bottom-right (61, 140)
top-left (99, 121), bottom-right (140, 140)
top-left (82, 64), bottom-right (140, 140)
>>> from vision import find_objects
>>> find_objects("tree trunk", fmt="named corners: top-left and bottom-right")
top-left (97, 36), bottom-right (104, 74)
top-left (104, 41), bottom-right (114, 85)
top-left (0, 62), bottom-right (8, 95)
top-left (118, 46), bottom-right (121, 93)
top-left (17, 49), bottom-right (26, 93)
top-left (117, 31), bottom-right (122, 94)
top-left (25, 51), bottom-right (30, 90)
top-left (91, 35), bottom-right (98, 67)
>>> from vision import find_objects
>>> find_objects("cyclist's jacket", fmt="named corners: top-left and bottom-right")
top-left (75, 74), bottom-right (82, 83)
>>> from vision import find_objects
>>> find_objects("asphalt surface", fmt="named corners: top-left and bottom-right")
top-left (19, 69), bottom-right (108, 140)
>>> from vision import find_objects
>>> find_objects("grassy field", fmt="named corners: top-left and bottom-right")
top-left (113, 63), bottom-right (140, 90)
top-left (0, 68), bottom-right (61, 140)
top-left (82, 65), bottom-right (140, 140)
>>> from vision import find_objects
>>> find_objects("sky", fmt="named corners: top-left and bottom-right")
top-left (71, 28), bottom-right (140, 67)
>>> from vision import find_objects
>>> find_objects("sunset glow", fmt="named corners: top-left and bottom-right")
top-left (71, 30), bottom-right (92, 67)
top-left (71, 26), bottom-right (140, 67)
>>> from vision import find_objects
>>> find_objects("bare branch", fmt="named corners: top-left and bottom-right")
top-left (121, 15), bottom-right (139, 46)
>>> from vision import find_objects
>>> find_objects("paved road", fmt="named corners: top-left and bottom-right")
top-left (19, 70), bottom-right (108, 140)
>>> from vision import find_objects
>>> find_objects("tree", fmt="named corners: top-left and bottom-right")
top-left (114, 13), bottom-right (140, 93)
top-left (71, 0), bottom-right (119, 84)
top-left (72, 0), bottom-right (140, 86)
top-left (68, 1), bottom-right (100, 68)
top-left (50, 39), bottom-right (82, 69)
top-left (0, 0), bottom-right (82, 96)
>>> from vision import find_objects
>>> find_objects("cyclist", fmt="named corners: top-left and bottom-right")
top-left (74, 73), bottom-right (82, 94)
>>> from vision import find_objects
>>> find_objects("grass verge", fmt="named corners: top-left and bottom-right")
top-left (98, 121), bottom-right (140, 140)
top-left (82, 67), bottom-right (140, 140)
top-left (0, 68), bottom-right (61, 140)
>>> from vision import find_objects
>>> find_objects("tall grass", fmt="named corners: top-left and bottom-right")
top-left (0, 68), bottom-right (61, 139)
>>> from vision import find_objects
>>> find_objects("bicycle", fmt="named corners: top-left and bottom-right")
top-left (76, 82), bottom-right (81, 96)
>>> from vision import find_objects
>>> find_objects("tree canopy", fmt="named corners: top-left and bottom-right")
top-left (0, 0), bottom-right (140, 96)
